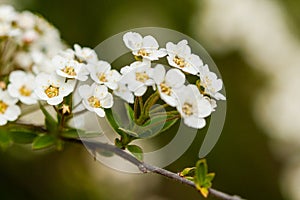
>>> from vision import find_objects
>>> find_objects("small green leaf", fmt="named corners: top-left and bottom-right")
top-left (9, 130), bottom-right (38, 144)
top-left (0, 129), bottom-right (12, 149)
top-left (32, 135), bottom-right (56, 150)
top-left (195, 159), bottom-right (208, 186)
top-left (125, 103), bottom-right (134, 122)
top-left (39, 102), bottom-right (58, 133)
top-left (180, 167), bottom-right (196, 177)
top-left (127, 145), bottom-right (143, 161)
top-left (199, 187), bottom-right (209, 198)
top-left (105, 109), bottom-right (125, 137)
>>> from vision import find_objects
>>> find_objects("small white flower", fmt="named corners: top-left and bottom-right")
top-left (31, 51), bottom-right (57, 74)
top-left (16, 11), bottom-right (36, 30)
top-left (0, 5), bottom-right (18, 23)
top-left (7, 70), bottom-right (38, 105)
top-left (74, 44), bottom-right (98, 64)
top-left (53, 55), bottom-right (89, 81)
top-left (152, 64), bottom-right (185, 107)
top-left (78, 83), bottom-right (113, 117)
top-left (0, 89), bottom-right (21, 126)
top-left (198, 64), bottom-right (226, 100)
top-left (123, 32), bottom-right (166, 61)
top-left (166, 40), bottom-right (203, 75)
top-left (14, 52), bottom-right (33, 70)
top-left (34, 73), bottom-right (75, 105)
top-left (113, 82), bottom-right (134, 104)
top-left (87, 60), bottom-right (121, 90)
top-left (119, 61), bottom-right (155, 96)
top-left (176, 84), bottom-right (212, 129)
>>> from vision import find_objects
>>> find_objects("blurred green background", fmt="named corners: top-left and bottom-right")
top-left (2, 0), bottom-right (300, 199)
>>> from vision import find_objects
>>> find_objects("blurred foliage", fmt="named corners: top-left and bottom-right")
top-left (0, 0), bottom-right (295, 199)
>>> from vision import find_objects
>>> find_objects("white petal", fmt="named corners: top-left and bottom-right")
top-left (94, 84), bottom-right (109, 99)
top-left (165, 69), bottom-right (185, 88)
top-left (197, 98), bottom-right (212, 118)
top-left (78, 84), bottom-right (92, 98)
top-left (4, 105), bottom-right (20, 121)
top-left (142, 35), bottom-right (159, 49)
top-left (152, 64), bottom-right (166, 84)
top-left (160, 92), bottom-right (178, 107)
top-left (134, 86), bottom-right (147, 96)
top-left (123, 32), bottom-right (143, 51)
top-left (0, 116), bottom-right (7, 126)
top-left (101, 93), bottom-right (113, 108)
top-left (184, 116), bottom-right (206, 129)
top-left (47, 96), bottom-right (63, 105)
top-left (94, 108), bottom-right (105, 117)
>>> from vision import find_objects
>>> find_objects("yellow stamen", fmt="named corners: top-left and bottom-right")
top-left (88, 96), bottom-right (101, 108)
top-left (0, 100), bottom-right (8, 114)
top-left (62, 66), bottom-right (77, 76)
top-left (173, 55), bottom-right (185, 68)
top-left (19, 85), bottom-right (32, 96)
top-left (136, 72), bottom-right (149, 83)
top-left (137, 49), bottom-right (149, 57)
top-left (98, 73), bottom-right (107, 82)
top-left (45, 85), bottom-right (59, 98)
top-left (182, 103), bottom-right (193, 116)
top-left (160, 83), bottom-right (171, 96)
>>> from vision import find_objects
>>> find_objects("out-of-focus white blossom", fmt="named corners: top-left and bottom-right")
top-left (0, 89), bottom-right (21, 126)
top-left (7, 70), bottom-right (38, 105)
top-left (74, 44), bottom-right (98, 64)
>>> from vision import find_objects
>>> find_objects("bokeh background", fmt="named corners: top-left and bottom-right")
top-left (1, 0), bottom-right (300, 199)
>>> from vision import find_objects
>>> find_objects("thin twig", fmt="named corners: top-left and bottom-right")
top-left (64, 138), bottom-right (244, 200)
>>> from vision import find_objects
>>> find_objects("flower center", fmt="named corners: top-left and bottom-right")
top-left (160, 83), bottom-right (171, 96)
top-left (182, 103), bottom-right (193, 116)
top-left (173, 55), bottom-right (185, 68)
top-left (62, 66), bottom-right (77, 76)
top-left (0, 100), bottom-right (8, 114)
top-left (137, 49), bottom-right (149, 57)
top-left (45, 85), bottom-right (59, 98)
top-left (88, 96), bottom-right (101, 108)
top-left (136, 72), bottom-right (149, 83)
top-left (98, 73), bottom-right (107, 82)
top-left (19, 85), bottom-right (32, 96)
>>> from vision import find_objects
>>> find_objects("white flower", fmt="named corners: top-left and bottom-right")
top-left (152, 64), bottom-right (185, 107)
top-left (53, 55), bottom-right (89, 81)
top-left (113, 82), bottom-right (134, 104)
top-left (198, 64), bottom-right (226, 100)
top-left (16, 11), bottom-right (36, 30)
top-left (34, 73), bottom-right (75, 105)
top-left (78, 83), bottom-right (113, 117)
top-left (87, 60), bottom-right (121, 90)
top-left (0, 89), bottom-right (21, 126)
top-left (7, 70), bottom-right (38, 105)
top-left (123, 32), bottom-right (166, 61)
top-left (74, 44), bottom-right (98, 64)
top-left (119, 61), bottom-right (155, 96)
top-left (31, 51), bottom-right (56, 74)
top-left (176, 84), bottom-right (212, 129)
top-left (14, 52), bottom-right (33, 70)
top-left (0, 5), bottom-right (18, 23)
top-left (166, 40), bottom-right (203, 75)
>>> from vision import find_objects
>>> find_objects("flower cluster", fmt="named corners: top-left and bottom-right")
top-left (0, 5), bottom-right (65, 74)
top-left (0, 5), bottom-right (226, 131)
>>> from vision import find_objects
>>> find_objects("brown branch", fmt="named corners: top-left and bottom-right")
top-left (65, 138), bottom-right (245, 200)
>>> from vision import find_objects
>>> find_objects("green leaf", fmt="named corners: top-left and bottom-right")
top-left (32, 135), bottom-right (56, 150)
top-left (180, 167), bottom-right (196, 177)
top-left (0, 129), bottom-right (12, 149)
top-left (127, 145), bottom-right (143, 161)
top-left (9, 130), bottom-right (38, 144)
top-left (125, 103), bottom-right (134, 122)
top-left (195, 159), bottom-right (208, 186)
top-left (105, 109), bottom-right (125, 137)
top-left (39, 102), bottom-right (58, 133)
top-left (199, 187), bottom-right (209, 198)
